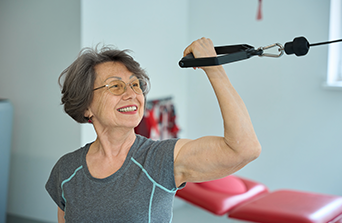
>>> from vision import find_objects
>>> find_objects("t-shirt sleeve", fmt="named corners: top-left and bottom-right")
top-left (142, 138), bottom-right (186, 191)
top-left (45, 158), bottom-right (66, 211)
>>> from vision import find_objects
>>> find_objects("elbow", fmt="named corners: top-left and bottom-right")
top-left (246, 140), bottom-right (262, 162)
top-left (223, 136), bottom-right (262, 166)
top-left (235, 140), bottom-right (261, 164)
top-left (219, 138), bottom-right (261, 173)
top-left (226, 137), bottom-right (262, 161)
top-left (251, 142), bottom-right (262, 161)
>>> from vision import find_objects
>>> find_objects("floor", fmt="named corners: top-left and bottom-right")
top-left (172, 202), bottom-right (248, 223)
top-left (6, 215), bottom-right (52, 223)
top-left (6, 200), bottom-right (249, 223)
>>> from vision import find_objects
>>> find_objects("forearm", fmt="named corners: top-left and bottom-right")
top-left (204, 65), bottom-right (261, 156)
top-left (58, 207), bottom-right (65, 223)
top-left (174, 37), bottom-right (261, 185)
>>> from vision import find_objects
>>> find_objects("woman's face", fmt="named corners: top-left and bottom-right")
top-left (85, 61), bottom-right (145, 132)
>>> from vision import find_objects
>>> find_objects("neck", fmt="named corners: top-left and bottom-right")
top-left (91, 127), bottom-right (136, 158)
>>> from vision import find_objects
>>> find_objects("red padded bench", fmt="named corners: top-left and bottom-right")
top-left (176, 175), bottom-right (268, 215)
top-left (176, 176), bottom-right (342, 223)
top-left (229, 190), bottom-right (342, 223)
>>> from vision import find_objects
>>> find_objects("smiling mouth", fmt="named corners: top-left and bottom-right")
top-left (118, 106), bottom-right (137, 112)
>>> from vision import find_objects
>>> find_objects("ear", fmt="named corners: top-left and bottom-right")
top-left (84, 108), bottom-right (93, 119)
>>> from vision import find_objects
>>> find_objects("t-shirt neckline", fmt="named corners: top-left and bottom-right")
top-left (81, 135), bottom-right (141, 183)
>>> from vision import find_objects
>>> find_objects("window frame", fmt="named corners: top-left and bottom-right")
top-left (324, 0), bottom-right (342, 89)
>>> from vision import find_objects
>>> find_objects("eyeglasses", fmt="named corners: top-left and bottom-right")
top-left (93, 78), bottom-right (150, 96)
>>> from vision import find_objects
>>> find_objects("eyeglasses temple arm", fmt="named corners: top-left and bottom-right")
top-left (93, 85), bottom-right (107, 91)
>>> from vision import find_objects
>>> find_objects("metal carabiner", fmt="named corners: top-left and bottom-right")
top-left (258, 43), bottom-right (284, 58)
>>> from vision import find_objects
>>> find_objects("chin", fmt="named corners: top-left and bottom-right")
top-left (128, 118), bottom-right (143, 129)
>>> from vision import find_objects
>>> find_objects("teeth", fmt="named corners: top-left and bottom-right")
top-left (118, 106), bottom-right (137, 112)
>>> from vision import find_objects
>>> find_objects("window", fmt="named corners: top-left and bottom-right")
top-left (325, 0), bottom-right (342, 88)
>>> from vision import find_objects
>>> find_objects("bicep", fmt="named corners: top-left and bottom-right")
top-left (58, 207), bottom-right (65, 223)
top-left (174, 136), bottom-right (250, 187)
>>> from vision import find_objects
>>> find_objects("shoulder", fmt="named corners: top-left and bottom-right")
top-left (51, 144), bottom-right (90, 177)
top-left (133, 135), bottom-right (179, 158)
top-left (45, 144), bottom-right (91, 206)
top-left (132, 135), bottom-right (180, 190)
top-left (132, 134), bottom-right (179, 170)
top-left (58, 145), bottom-right (87, 164)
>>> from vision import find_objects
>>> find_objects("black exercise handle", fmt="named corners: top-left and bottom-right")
top-left (179, 44), bottom-right (262, 68)
top-left (182, 53), bottom-right (195, 60)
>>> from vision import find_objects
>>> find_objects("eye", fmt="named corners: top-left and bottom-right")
top-left (109, 84), bottom-right (120, 89)
top-left (109, 81), bottom-right (124, 90)
top-left (131, 80), bottom-right (140, 87)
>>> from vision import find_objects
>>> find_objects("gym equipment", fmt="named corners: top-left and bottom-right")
top-left (176, 175), bottom-right (342, 223)
top-left (179, 37), bottom-right (342, 68)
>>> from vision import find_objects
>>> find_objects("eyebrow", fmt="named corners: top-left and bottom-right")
top-left (105, 75), bottom-right (137, 82)
top-left (105, 76), bottom-right (122, 81)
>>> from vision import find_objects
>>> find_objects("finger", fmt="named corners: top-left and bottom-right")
top-left (183, 37), bottom-right (216, 58)
top-left (183, 41), bottom-right (196, 57)
top-left (183, 46), bottom-right (192, 57)
top-left (183, 37), bottom-right (204, 57)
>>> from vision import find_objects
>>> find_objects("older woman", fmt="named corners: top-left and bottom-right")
top-left (46, 37), bottom-right (261, 222)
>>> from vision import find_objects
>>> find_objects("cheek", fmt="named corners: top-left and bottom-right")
top-left (138, 95), bottom-right (145, 111)
top-left (90, 93), bottom-right (115, 118)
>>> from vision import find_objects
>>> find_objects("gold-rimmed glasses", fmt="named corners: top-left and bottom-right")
top-left (93, 78), bottom-right (150, 96)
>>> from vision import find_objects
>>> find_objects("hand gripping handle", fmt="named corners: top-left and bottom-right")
top-left (178, 44), bottom-right (262, 68)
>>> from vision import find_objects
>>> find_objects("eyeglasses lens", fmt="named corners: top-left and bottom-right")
top-left (108, 80), bottom-right (125, 95)
top-left (108, 79), bottom-right (147, 95)
top-left (131, 79), bottom-right (143, 94)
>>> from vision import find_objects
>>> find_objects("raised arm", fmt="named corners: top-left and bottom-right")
top-left (174, 37), bottom-right (261, 187)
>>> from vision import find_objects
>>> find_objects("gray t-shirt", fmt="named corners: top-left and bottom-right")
top-left (46, 135), bottom-right (184, 222)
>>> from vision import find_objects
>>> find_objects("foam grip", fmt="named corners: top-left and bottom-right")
top-left (284, 37), bottom-right (310, 56)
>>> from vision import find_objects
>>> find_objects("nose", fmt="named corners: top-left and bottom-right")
top-left (122, 83), bottom-right (137, 99)
top-left (127, 83), bottom-right (136, 93)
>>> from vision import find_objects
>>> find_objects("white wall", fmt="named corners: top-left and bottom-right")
top-left (186, 0), bottom-right (342, 195)
top-left (0, 0), bottom-right (81, 221)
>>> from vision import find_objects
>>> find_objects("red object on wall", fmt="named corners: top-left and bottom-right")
top-left (257, 0), bottom-right (262, 20)
top-left (135, 98), bottom-right (179, 140)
